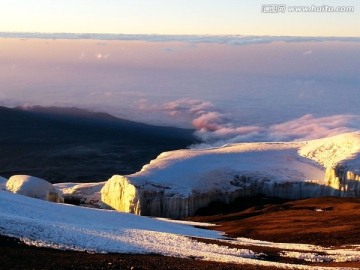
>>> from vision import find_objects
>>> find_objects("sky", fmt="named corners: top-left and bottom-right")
top-left (0, 1), bottom-right (360, 146)
top-left (0, 0), bottom-right (359, 36)
top-left (1, 37), bottom-right (359, 146)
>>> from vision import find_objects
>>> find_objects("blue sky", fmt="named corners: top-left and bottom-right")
top-left (0, 0), bottom-right (359, 36)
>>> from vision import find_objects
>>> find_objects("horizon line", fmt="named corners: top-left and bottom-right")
top-left (1, 31), bottom-right (360, 45)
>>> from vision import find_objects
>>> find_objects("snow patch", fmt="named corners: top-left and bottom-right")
top-left (280, 251), bottom-right (360, 263)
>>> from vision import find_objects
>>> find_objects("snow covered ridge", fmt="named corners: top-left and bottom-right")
top-left (101, 132), bottom-right (360, 218)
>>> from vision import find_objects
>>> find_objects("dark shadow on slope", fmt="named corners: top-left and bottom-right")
top-left (194, 196), bottom-right (292, 217)
top-left (0, 106), bottom-right (198, 182)
top-left (0, 234), bottom-right (279, 270)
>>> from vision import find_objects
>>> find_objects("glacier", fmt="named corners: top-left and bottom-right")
top-left (3, 133), bottom-right (359, 219)
top-left (101, 132), bottom-right (360, 218)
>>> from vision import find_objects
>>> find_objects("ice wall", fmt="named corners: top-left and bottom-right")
top-left (101, 174), bottom-right (344, 219)
top-left (101, 175), bottom-right (243, 218)
top-left (101, 175), bottom-right (140, 214)
top-left (325, 165), bottom-right (360, 197)
top-left (301, 131), bottom-right (360, 197)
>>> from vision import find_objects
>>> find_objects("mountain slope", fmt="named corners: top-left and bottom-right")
top-left (0, 106), bottom-right (196, 182)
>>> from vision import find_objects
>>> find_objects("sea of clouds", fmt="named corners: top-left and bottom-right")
top-left (132, 97), bottom-right (360, 148)
top-left (1, 33), bottom-right (359, 148)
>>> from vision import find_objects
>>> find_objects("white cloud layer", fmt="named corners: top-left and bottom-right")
top-left (1, 32), bottom-right (360, 45)
top-left (136, 98), bottom-right (360, 148)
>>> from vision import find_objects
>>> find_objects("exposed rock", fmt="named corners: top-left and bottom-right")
top-left (6, 175), bottom-right (64, 203)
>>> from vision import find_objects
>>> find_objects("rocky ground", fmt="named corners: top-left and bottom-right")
top-left (1, 196), bottom-right (360, 269)
top-left (189, 196), bottom-right (360, 269)
top-left (190, 196), bottom-right (360, 246)
top-left (0, 235), bottom-right (275, 270)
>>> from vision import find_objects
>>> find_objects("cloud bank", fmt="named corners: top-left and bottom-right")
top-left (136, 98), bottom-right (360, 148)
top-left (3, 96), bottom-right (359, 149)
top-left (196, 113), bottom-right (360, 148)
top-left (1, 32), bottom-right (360, 46)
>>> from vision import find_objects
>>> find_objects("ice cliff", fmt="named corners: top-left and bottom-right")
top-left (101, 132), bottom-right (360, 218)
top-left (300, 132), bottom-right (360, 196)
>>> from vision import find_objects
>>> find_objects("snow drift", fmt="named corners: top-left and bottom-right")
top-left (101, 132), bottom-right (360, 218)
top-left (0, 190), bottom-right (257, 265)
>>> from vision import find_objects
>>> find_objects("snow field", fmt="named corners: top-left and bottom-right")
top-left (1, 190), bottom-right (359, 269)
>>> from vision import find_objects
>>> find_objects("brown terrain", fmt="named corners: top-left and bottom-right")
top-left (1, 196), bottom-right (360, 269)
top-left (190, 196), bottom-right (360, 246)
